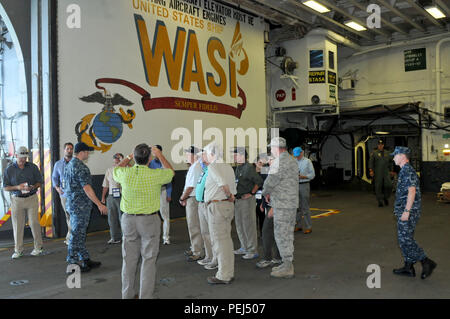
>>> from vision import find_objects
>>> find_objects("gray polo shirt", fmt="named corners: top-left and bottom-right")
top-left (3, 161), bottom-right (43, 197)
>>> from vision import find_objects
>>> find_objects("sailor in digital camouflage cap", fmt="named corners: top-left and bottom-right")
top-left (391, 145), bottom-right (437, 279)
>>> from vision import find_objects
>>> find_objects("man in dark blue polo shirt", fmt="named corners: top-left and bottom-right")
top-left (3, 146), bottom-right (44, 259)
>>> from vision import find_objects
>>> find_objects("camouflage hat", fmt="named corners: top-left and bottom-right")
top-left (269, 137), bottom-right (287, 148)
top-left (390, 146), bottom-right (411, 156)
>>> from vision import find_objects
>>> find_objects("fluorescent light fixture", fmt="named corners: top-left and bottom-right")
top-left (344, 21), bottom-right (367, 31)
top-left (375, 131), bottom-right (390, 135)
top-left (302, 0), bottom-right (330, 13)
top-left (425, 5), bottom-right (446, 19)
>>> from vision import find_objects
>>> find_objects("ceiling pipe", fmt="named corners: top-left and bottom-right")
top-left (351, 31), bottom-right (450, 56)
top-left (436, 37), bottom-right (450, 123)
top-left (307, 28), bottom-right (362, 51)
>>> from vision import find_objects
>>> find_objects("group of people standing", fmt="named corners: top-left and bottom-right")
top-left (180, 137), bottom-right (315, 283)
top-left (1, 136), bottom-right (437, 299)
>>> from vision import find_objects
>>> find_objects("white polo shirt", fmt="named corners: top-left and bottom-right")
top-left (183, 160), bottom-right (203, 197)
top-left (103, 166), bottom-right (121, 196)
top-left (204, 161), bottom-right (237, 203)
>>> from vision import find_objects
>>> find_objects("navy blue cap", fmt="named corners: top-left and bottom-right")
top-left (232, 147), bottom-right (247, 156)
top-left (75, 142), bottom-right (94, 153)
top-left (184, 146), bottom-right (202, 154)
top-left (390, 146), bottom-right (411, 156)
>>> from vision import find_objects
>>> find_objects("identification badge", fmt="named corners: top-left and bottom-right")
top-left (255, 192), bottom-right (262, 200)
top-left (21, 183), bottom-right (30, 194)
top-left (112, 188), bottom-right (121, 198)
top-left (197, 173), bottom-right (205, 184)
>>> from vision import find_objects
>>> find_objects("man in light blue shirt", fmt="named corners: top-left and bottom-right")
top-left (52, 142), bottom-right (74, 244)
top-left (293, 147), bottom-right (315, 234)
top-left (149, 145), bottom-right (173, 244)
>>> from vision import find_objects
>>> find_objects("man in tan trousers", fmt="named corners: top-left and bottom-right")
top-left (114, 144), bottom-right (174, 299)
top-left (203, 142), bottom-right (237, 284)
top-left (179, 146), bottom-right (204, 262)
top-left (3, 146), bottom-right (44, 259)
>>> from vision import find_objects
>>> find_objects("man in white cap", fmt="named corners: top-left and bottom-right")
top-left (179, 146), bottom-right (204, 262)
top-left (262, 137), bottom-right (299, 278)
top-left (203, 142), bottom-right (237, 284)
top-left (3, 146), bottom-right (44, 259)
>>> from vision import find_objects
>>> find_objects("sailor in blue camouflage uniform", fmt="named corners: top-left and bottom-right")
top-left (391, 146), bottom-right (436, 279)
top-left (64, 142), bottom-right (107, 273)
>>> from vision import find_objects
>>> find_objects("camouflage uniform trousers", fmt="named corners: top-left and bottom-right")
top-left (67, 208), bottom-right (92, 264)
top-left (396, 212), bottom-right (426, 264)
top-left (273, 208), bottom-right (297, 263)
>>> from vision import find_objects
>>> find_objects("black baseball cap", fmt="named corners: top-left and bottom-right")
top-left (75, 142), bottom-right (94, 153)
top-left (184, 146), bottom-right (202, 154)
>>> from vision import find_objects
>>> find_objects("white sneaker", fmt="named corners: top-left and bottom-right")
top-left (11, 252), bottom-right (23, 259)
top-left (271, 258), bottom-right (282, 265)
top-left (163, 239), bottom-right (170, 245)
top-left (243, 253), bottom-right (259, 260)
top-left (272, 263), bottom-right (284, 272)
top-left (197, 258), bottom-right (211, 266)
top-left (204, 263), bottom-right (218, 270)
top-left (256, 259), bottom-right (272, 268)
top-left (30, 248), bottom-right (44, 256)
top-left (107, 239), bottom-right (121, 244)
top-left (233, 247), bottom-right (246, 255)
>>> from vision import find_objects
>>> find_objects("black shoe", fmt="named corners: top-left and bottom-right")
top-left (378, 201), bottom-right (384, 207)
top-left (80, 263), bottom-right (91, 273)
top-left (393, 262), bottom-right (415, 277)
top-left (66, 263), bottom-right (81, 274)
top-left (84, 259), bottom-right (101, 269)
top-left (384, 199), bottom-right (389, 206)
top-left (421, 258), bottom-right (437, 279)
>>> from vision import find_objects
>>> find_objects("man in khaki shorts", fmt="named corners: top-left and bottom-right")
top-left (3, 146), bottom-right (44, 259)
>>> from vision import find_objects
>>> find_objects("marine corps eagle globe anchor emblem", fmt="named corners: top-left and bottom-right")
top-left (76, 88), bottom-right (136, 153)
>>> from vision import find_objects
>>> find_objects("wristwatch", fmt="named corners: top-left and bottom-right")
top-left (126, 155), bottom-right (132, 160)
top-left (404, 208), bottom-right (410, 213)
